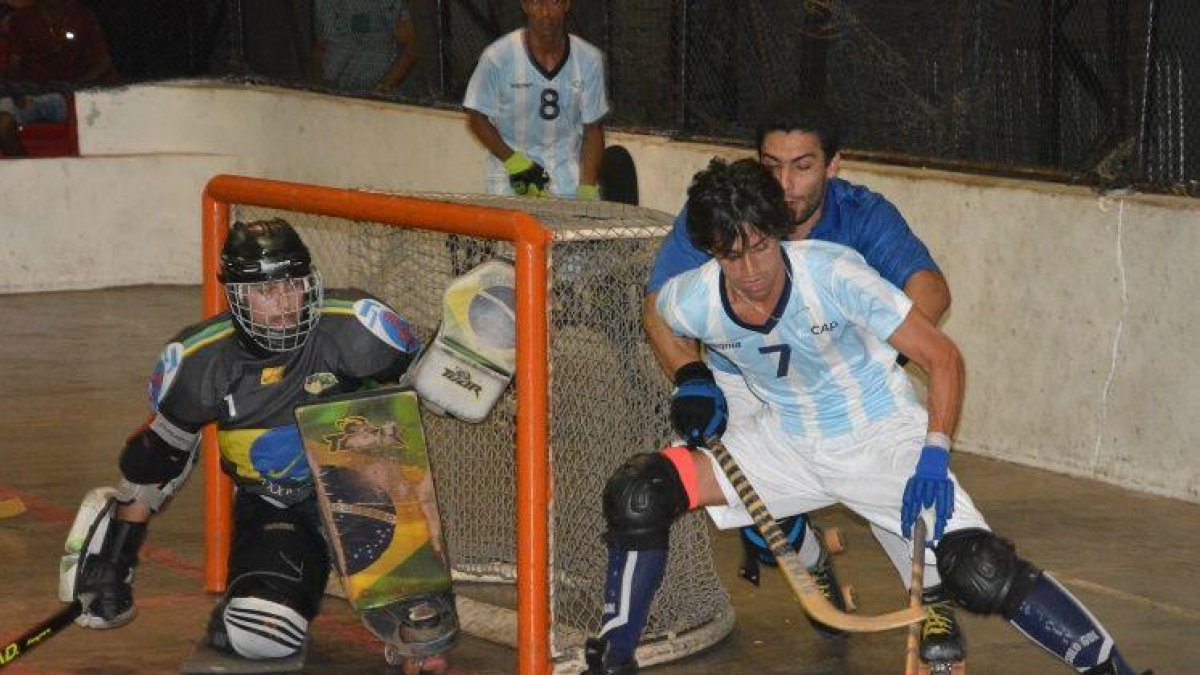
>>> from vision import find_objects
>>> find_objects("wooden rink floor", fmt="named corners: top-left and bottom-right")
top-left (1, 285), bottom-right (1198, 675)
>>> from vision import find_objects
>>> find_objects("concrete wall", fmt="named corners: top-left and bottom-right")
top-left (1, 81), bottom-right (1196, 502)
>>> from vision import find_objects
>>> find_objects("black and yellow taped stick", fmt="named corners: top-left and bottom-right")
top-left (904, 517), bottom-right (928, 674)
top-left (708, 438), bottom-right (924, 632)
top-left (0, 600), bottom-right (82, 669)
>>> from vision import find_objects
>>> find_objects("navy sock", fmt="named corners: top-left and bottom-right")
top-left (1008, 573), bottom-right (1137, 674)
top-left (596, 545), bottom-right (667, 666)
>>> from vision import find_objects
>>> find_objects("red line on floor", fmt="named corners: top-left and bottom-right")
top-left (0, 483), bottom-right (384, 652)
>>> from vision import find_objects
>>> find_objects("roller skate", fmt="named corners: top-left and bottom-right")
top-left (918, 586), bottom-right (966, 674)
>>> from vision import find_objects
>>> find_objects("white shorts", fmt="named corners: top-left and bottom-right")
top-left (700, 400), bottom-right (989, 561)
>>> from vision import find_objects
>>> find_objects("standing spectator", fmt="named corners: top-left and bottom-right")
top-left (0, 0), bottom-right (116, 157)
top-left (463, 0), bottom-right (607, 199)
top-left (313, 0), bottom-right (422, 98)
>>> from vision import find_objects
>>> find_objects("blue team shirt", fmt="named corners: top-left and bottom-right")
top-left (648, 176), bottom-right (936, 373)
top-left (463, 30), bottom-right (609, 197)
top-left (647, 177), bottom-right (938, 293)
top-left (656, 240), bottom-right (917, 440)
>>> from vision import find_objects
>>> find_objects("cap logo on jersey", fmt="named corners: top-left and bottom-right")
top-left (354, 299), bottom-right (418, 353)
top-left (261, 366), bottom-right (284, 385)
top-left (148, 342), bottom-right (185, 409)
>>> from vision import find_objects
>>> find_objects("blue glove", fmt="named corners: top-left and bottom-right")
top-left (669, 361), bottom-right (728, 446)
top-left (901, 445), bottom-right (954, 540)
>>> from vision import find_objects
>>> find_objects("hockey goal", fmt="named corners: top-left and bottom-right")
top-left (200, 175), bottom-right (734, 674)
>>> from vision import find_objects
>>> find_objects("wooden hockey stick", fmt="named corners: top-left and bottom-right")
top-left (904, 517), bottom-right (928, 674)
top-left (707, 438), bottom-right (924, 632)
top-left (0, 600), bottom-right (81, 669)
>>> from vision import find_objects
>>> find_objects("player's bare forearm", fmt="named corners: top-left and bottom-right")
top-left (643, 292), bottom-right (703, 381)
top-left (378, 21), bottom-right (418, 91)
top-left (579, 122), bottom-right (605, 186)
top-left (903, 269), bottom-right (951, 325)
top-left (923, 337), bottom-right (964, 437)
top-left (465, 109), bottom-right (514, 161)
top-left (888, 311), bottom-right (964, 437)
top-left (378, 52), bottom-right (416, 91)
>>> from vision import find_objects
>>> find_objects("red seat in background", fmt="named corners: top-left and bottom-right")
top-left (1, 35), bottom-right (80, 158)
top-left (18, 92), bottom-right (79, 157)
top-left (1, 14), bottom-right (78, 158)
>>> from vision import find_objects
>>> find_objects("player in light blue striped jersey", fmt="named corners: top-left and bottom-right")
top-left (582, 159), bottom-right (1150, 675)
top-left (463, 0), bottom-right (608, 199)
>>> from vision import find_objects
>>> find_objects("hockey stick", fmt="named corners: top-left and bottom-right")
top-left (0, 600), bottom-right (81, 669)
top-left (707, 438), bottom-right (924, 632)
top-left (904, 517), bottom-right (928, 674)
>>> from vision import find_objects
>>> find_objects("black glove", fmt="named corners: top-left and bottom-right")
top-left (76, 519), bottom-right (146, 629)
top-left (504, 152), bottom-right (550, 197)
top-left (669, 361), bottom-right (729, 446)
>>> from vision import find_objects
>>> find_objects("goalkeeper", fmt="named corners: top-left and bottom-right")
top-left (67, 219), bottom-right (454, 674)
top-left (462, 0), bottom-right (608, 199)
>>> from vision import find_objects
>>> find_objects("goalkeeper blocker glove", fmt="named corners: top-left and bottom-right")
top-left (504, 152), bottom-right (550, 197)
top-left (670, 361), bottom-right (728, 446)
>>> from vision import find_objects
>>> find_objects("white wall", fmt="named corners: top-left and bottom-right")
top-left (1, 81), bottom-right (1196, 502)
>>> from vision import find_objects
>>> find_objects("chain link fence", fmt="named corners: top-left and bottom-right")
top-left (6, 0), bottom-right (1196, 194)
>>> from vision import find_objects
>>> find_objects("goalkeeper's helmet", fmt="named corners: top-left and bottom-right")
top-left (219, 219), bottom-right (323, 353)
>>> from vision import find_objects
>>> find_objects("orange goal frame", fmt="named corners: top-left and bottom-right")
top-left (201, 174), bottom-right (554, 674)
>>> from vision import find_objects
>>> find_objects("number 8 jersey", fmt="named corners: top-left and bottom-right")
top-left (463, 28), bottom-right (609, 197)
top-left (656, 240), bottom-right (919, 442)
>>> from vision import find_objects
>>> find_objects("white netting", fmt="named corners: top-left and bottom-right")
top-left (231, 194), bottom-right (734, 671)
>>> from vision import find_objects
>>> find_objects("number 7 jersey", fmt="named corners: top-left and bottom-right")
top-left (656, 240), bottom-right (919, 441)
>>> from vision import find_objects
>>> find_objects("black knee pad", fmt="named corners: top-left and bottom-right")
top-left (602, 452), bottom-right (690, 550)
top-left (935, 528), bottom-right (1042, 618)
top-left (228, 495), bottom-right (331, 619)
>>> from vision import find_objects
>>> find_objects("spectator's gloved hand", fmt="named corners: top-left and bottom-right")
top-left (669, 361), bottom-right (728, 447)
top-left (504, 152), bottom-right (550, 197)
top-left (901, 444), bottom-right (954, 540)
top-left (576, 183), bottom-right (600, 201)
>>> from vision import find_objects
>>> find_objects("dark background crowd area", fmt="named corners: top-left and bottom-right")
top-left (4, 0), bottom-right (1198, 196)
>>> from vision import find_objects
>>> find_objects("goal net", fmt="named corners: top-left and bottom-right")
top-left (201, 177), bottom-right (734, 672)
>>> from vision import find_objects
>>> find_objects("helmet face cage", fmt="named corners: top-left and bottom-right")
top-left (226, 269), bottom-right (324, 353)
